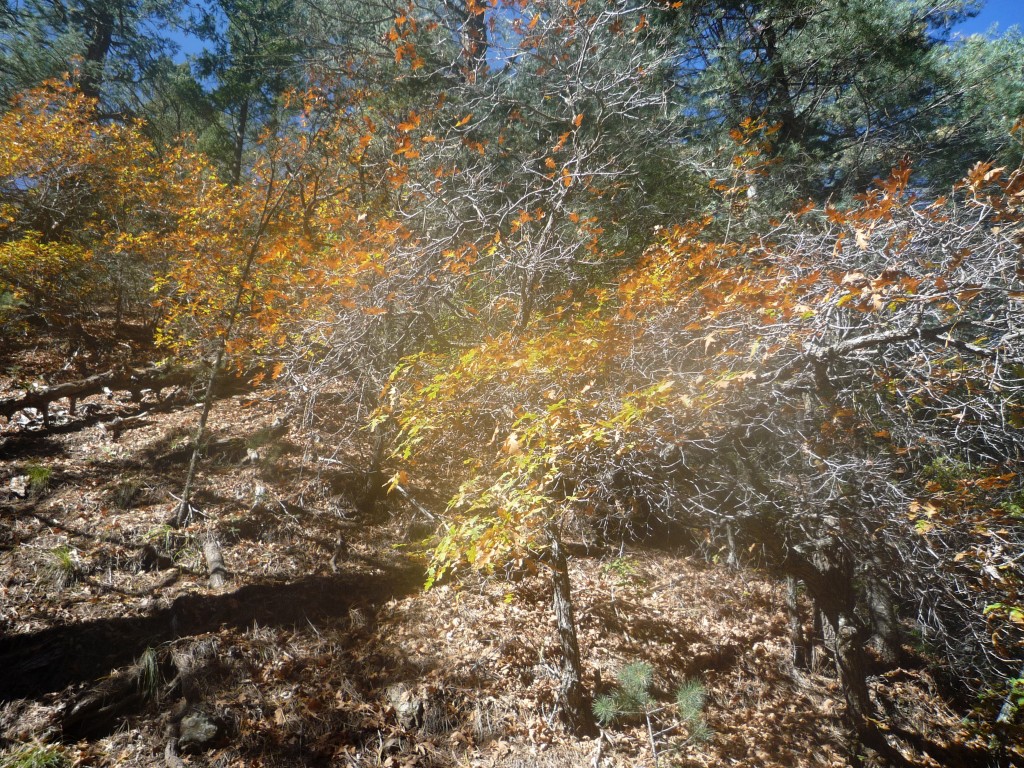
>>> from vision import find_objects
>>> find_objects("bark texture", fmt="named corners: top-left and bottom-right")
top-left (786, 576), bottom-right (809, 670)
top-left (547, 525), bottom-right (598, 737)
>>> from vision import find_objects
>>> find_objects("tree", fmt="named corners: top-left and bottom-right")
top-left (929, 27), bottom-right (1024, 183)
top-left (383, 153), bottom-right (1024, 756)
top-left (0, 0), bottom-right (180, 112)
top-left (0, 78), bottom-right (193, 336)
top-left (152, 83), bottom-right (404, 526)
top-left (349, 0), bottom-right (704, 734)
top-left (192, 0), bottom-right (306, 184)
top-left (665, 0), bottom-right (1017, 201)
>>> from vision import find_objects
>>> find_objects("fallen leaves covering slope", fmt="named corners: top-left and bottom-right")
top-left (0, 357), bottom-right (990, 768)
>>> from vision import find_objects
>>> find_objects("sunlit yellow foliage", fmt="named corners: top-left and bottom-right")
top-left (0, 78), bottom-right (196, 327)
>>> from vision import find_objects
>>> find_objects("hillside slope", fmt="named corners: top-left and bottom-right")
top-left (0, 347), bottom-right (1005, 768)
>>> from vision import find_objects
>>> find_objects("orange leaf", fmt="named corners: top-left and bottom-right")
top-left (397, 111), bottom-right (420, 132)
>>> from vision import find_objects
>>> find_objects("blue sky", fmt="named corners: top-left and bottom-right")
top-left (956, 0), bottom-right (1024, 36)
top-left (168, 0), bottom-right (1024, 64)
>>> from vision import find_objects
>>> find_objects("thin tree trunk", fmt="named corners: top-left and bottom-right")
top-left (992, 663), bottom-right (1024, 766)
top-left (725, 524), bottom-right (739, 569)
top-left (174, 170), bottom-right (284, 526)
top-left (358, 429), bottom-right (388, 517)
top-left (810, 601), bottom-right (830, 673)
top-left (515, 268), bottom-right (539, 331)
top-left (175, 358), bottom-right (223, 528)
top-left (232, 99), bottom-right (249, 187)
top-left (786, 576), bottom-right (809, 670)
top-left (547, 524), bottom-right (598, 737)
top-left (997, 664), bottom-right (1024, 727)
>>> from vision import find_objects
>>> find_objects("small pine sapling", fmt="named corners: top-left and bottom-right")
top-left (594, 662), bottom-right (711, 766)
top-left (676, 678), bottom-right (711, 743)
top-left (593, 661), bottom-right (653, 724)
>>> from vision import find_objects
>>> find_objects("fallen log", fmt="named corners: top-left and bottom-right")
top-left (0, 364), bottom-right (253, 427)
top-left (0, 365), bottom-right (197, 426)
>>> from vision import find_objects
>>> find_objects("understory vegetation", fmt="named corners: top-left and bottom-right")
top-left (1, 0), bottom-right (1023, 765)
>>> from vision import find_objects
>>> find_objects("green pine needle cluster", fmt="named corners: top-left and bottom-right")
top-left (677, 679), bottom-right (712, 744)
top-left (593, 661), bottom-right (654, 724)
top-left (594, 662), bottom-right (711, 744)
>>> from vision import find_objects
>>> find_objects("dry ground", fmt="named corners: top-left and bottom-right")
top-left (0, 337), bottom-right (999, 767)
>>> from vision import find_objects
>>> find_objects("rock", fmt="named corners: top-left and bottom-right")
top-left (386, 683), bottom-right (424, 730)
top-left (9, 475), bottom-right (28, 498)
top-left (178, 710), bottom-right (219, 753)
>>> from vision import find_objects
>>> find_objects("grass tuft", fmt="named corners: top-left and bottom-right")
top-left (25, 463), bottom-right (52, 498)
top-left (46, 545), bottom-right (81, 589)
top-left (0, 741), bottom-right (70, 768)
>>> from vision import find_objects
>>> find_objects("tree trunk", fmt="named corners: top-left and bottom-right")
top-left (515, 268), bottom-right (539, 332)
top-left (832, 609), bottom-right (910, 764)
top-left (997, 663), bottom-right (1024, 727)
top-left (358, 429), bottom-right (388, 518)
top-left (546, 524), bottom-right (598, 737)
top-left (810, 601), bottom-right (831, 673)
top-left (786, 576), bottom-right (809, 670)
top-left (174, 173), bottom-right (281, 524)
top-left (864, 566), bottom-right (902, 666)
top-left (833, 613), bottom-right (872, 725)
top-left (232, 98), bottom-right (249, 187)
top-left (803, 560), bottom-right (904, 763)
top-left (175, 361), bottom-right (223, 528)
top-left (725, 524), bottom-right (739, 569)
top-left (0, 364), bottom-right (199, 423)
top-left (79, 1), bottom-right (114, 102)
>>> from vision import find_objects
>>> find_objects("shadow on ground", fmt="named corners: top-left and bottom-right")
top-left (0, 558), bottom-right (423, 703)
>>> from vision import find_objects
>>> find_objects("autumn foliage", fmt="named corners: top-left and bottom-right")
top-left (382, 156), bottom-right (1024, 729)
top-left (0, 80), bottom-right (193, 330)
top-left (1, 3), bottom-right (1023, 760)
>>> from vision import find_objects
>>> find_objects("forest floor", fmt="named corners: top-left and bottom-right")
top-left (0, 331), bottom-right (999, 767)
